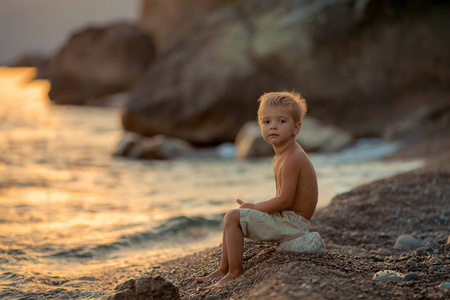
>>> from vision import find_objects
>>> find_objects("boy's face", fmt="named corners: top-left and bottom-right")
top-left (259, 105), bottom-right (301, 146)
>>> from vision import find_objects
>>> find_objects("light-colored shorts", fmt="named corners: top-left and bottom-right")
top-left (239, 209), bottom-right (310, 243)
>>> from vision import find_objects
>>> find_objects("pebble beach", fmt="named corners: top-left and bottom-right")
top-left (0, 67), bottom-right (448, 299)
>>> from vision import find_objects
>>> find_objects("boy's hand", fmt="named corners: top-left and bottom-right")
top-left (236, 199), bottom-right (255, 209)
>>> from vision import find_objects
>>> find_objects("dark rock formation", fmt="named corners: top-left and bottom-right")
top-left (13, 54), bottom-right (51, 79)
top-left (106, 275), bottom-right (179, 300)
top-left (114, 132), bottom-right (193, 160)
top-left (138, 0), bottom-right (228, 54)
top-left (48, 23), bottom-right (155, 105)
top-left (123, 0), bottom-right (450, 145)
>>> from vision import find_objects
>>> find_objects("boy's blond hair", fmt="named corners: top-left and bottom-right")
top-left (257, 91), bottom-right (307, 124)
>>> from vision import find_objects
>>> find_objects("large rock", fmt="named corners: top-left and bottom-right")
top-left (106, 275), bottom-right (179, 300)
top-left (124, 0), bottom-right (450, 145)
top-left (139, 0), bottom-right (228, 54)
top-left (235, 117), bottom-right (354, 158)
top-left (48, 23), bottom-right (155, 105)
top-left (297, 117), bottom-right (354, 153)
top-left (114, 132), bottom-right (193, 160)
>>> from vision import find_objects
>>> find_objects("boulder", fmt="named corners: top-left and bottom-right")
top-left (235, 122), bottom-right (273, 159)
top-left (394, 234), bottom-right (424, 250)
top-left (124, 0), bottom-right (450, 145)
top-left (12, 54), bottom-right (51, 79)
top-left (106, 275), bottom-right (179, 300)
top-left (139, 0), bottom-right (228, 54)
top-left (235, 118), bottom-right (353, 158)
top-left (48, 23), bottom-right (155, 105)
top-left (298, 117), bottom-right (354, 153)
top-left (114, 132), bottom-right (193, 160)
top-left (278, 232), bottom-right (325, 254)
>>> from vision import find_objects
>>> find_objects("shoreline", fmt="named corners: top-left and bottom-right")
top-left (105, 130), bottom-right (450, 299)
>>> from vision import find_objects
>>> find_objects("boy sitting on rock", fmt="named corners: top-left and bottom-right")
top-left (197, 91), bottom-right (321, 288)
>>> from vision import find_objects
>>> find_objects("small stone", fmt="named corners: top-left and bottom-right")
top-left (430, 265), bottom-right (443, 272)
top-left (429, 257), bottom-right (443, 265)
top-left (379, 250), bottom-right (392, 256)
top-left (404, 273), bottom-right (421, 281)
top-left (372, 270), bottom-right (404, 282)
top-left (406, 260), bottom-right (416, 267)
top-left (78, 276), bottom-right (96, 281)
top-left (439, 282), bottom-right (450, 290)
top-left (395, 235), bottom-right (423, 250)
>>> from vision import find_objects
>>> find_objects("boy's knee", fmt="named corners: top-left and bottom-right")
top-left (224, 209), bottom-right (240, 226)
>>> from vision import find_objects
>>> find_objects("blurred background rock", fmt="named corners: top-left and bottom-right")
top-left (2, 0), bottom-right (449, 156)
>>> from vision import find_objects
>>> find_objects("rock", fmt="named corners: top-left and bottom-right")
top-left (48, 23), bottom-right (155, 105)
top-left (394, 235), bottom-right (424, 250)
top-left (439, 282), bottom-right (450, 290)
top-left (372, 270), bottom-right (404, 282)
top-left (12, 54), bottom-right (51, 79)
top-left (235, 121), bottom-right (273, 159)
top-left (215, 143), bottom-right (237, 158)
top-left (404, 273), bottom-right (421, 281)
top-left (114, 132), bottom-right (193, 160)
top-left (428, 257), bottom-right (443, 265)
top-left (447, 235), bottom-right (450, 245)
top-left (124, 0), bottom-right (450, 144)
top-left (106, 275), bottom-right (180, 300)
top-left (278, 232), bottom-right (325, 254)
top-left (235, 117), bottom-right (354, 158)
top-left (139, 0), bottom-right (228, 54)
top-left (297, 117), bottom-right (354, 153)
top-left (383, 102), bottom-right (450, 141)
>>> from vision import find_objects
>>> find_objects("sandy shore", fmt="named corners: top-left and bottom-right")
top-left (103, 130), bottom-right (449, 299)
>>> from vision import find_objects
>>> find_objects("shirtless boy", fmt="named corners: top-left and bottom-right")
top-left (196, 91), bottom-right (318, 288)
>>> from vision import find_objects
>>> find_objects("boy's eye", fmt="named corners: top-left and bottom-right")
top-left (279, 120), bottom-right (286, 123)
top-left (263, 120), bottom-right (270, 125)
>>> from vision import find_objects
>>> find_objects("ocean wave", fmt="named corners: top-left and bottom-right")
top-left (49, 214), bottom-right (224, 259)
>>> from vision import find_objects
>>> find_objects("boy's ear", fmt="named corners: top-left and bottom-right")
top-left (293, 122), bottom-right (301, 135)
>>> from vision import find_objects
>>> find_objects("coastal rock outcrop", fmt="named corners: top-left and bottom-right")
top-left (138, 0), bottom-right (228, 54)
top-left (106, 275), bottom-right (179, 300)
top-left (123, 0), bottom-right (450, 145)
top-left (48, 23), bottom-right (155, 105)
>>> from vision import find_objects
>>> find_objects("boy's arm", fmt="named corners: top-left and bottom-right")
top-left (239, 157), bottom-right (301, 213)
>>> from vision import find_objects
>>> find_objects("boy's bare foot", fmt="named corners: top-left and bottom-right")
top-left (205, 271), bottom-right (243, 289)
top-left (196, 269), bottom-right (226, 283)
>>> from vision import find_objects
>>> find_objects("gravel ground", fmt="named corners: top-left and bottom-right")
top-left (106, 130), bottom-right (450, 299)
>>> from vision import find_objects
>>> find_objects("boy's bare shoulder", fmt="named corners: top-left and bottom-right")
top-left (283, 143), bottom-right (310, 169)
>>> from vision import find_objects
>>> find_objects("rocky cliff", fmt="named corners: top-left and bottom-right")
top-left (123, 0), bottom-right (449, 145)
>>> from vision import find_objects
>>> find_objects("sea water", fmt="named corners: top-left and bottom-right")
top-left (0, 68), bottom-right (423, 297)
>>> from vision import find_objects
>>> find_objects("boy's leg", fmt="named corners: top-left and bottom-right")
top-left (213, 209), bottom-right (244, 287)
top-left (196, 215), bottom-right (230, 283)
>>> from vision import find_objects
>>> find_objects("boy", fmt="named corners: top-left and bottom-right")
top-left (196, 91), bottom-right (318, 288)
